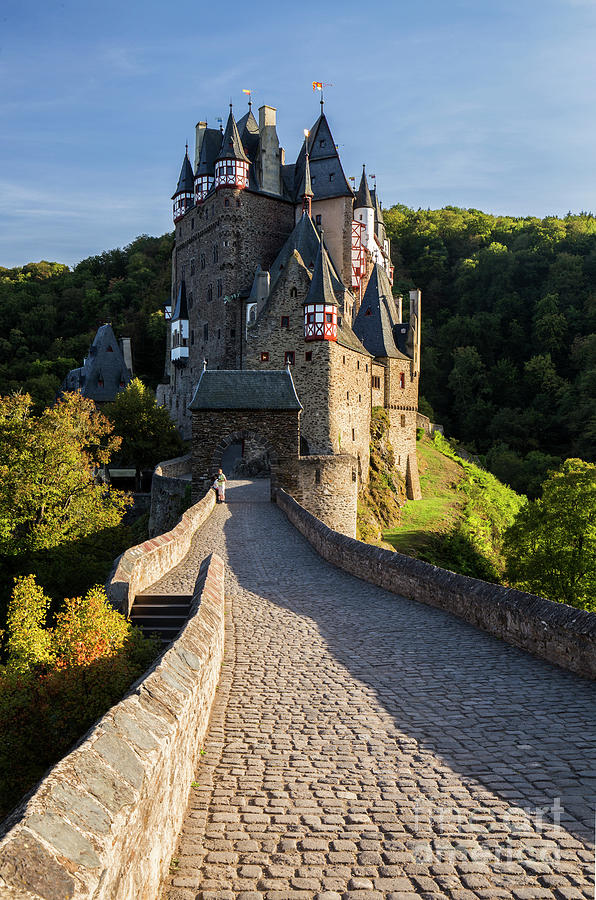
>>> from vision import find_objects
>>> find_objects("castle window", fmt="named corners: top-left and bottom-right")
top-left (200, 253), bottom-right (205, 270)
top-left (359, 394), bottom-right (361, 402)
top-left (284, 351), bottom-right (295, 366)
top-left (203, 323), bottom-right (209, 341)
top-left (217, 279), bottom-right (222, 297)
top-left (338, 316), bottom-right (342, 326)
top-left (236, 199), bottom-right (241, 207)
top-left (366, 363), bottom-right (369, 372)
top-left (365, 307), bottom-right (371, 316)
top-left (357, 360), bottom-right (360, 369)
top-left (352, 428), bottom-right (355, 441)
top-left (316, 214), bottom-right (322, 225)
top-left (400, 372), bottom-right (405, 389)
top-left (225, 198), bottom-right (230, 207)
top-left (305, 351), bottom-right (312, 361)
top-left (261, 351), bottom-right (269, 362)
top-left (281, 316), bottom-right (290, 328)
top-left (315, 468), bottom-right (321, 484)
top-left (342, 355), bottom-right (346, 364)
top-left (325, 313), bottom-right (333, 323)
top-left (231, 329), bottom-right (236, 338)
top-left (352, 468), bottom-right (357, 483)
top-left (207, 284), bottom-right (213, 301)
top-left (290, 287), bottom-right (297, 298)
top-left (188, 292), bottom-right (193, 308)
top-left (329, 173), bottom-right (334, 182)
top-left (191, 329), bottom-right (195, 345)
top-left (217, 329), bottom-right (221, 339)
top-left (107, 346), bottom-right (113, 352)
top-left (346, 391), bottom-right (349, 400)
top-left (372, 375), bottom-right (381, 389)
top-left (213, 245), bottom-right (219, 263)
top-left (191, 218), bottom-right (195, 230)
top-left (319, 139), bottom-right (326, 147)
top-left (401, 414), bottom-right (406, 427)
top-left (191, 260), bottom-right (195, 275)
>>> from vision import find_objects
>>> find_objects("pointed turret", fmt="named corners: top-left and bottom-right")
top-left (352, 263), bottom-right (406, 359)
top-left (293, 112), bottom-right (353, 201)
top-left (215, 107), bottom-right (250, 191)
top-left (172, 147), bottom-right (195, 223)
top-left (355, 165), bottom-right (373, 209)
top-left (301, 150), bottom-right (314, 216)
top-left (303, 237), bottom-right (338, 342)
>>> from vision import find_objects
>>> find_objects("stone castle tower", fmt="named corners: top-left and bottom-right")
top-left (157, 96), bottom-right (421, 531)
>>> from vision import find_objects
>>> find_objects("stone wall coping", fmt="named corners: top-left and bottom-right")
top-left (276, 489), bottom-right (596, 677)
top-left (153, 453), bottom-right (192, 477)
top-left (0, 552), bottom-right (226, 900)
top-left (107, 486), bottom-right (216, 616)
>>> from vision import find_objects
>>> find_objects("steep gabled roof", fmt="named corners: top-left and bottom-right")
top-left (172, 279), bottom-right (188, 321)
top-left (61, 324), bottom-right (132, 403)
top-left (304, 238), bottom-right (338, 308)
top-left (353, 264), bottom-right (409, 360)
top-left (371, 187), bottom-right (384, 224)
top-left (293, 113), bottom-right (353, 201)
top-left (355, 165), bottom-right (373, 209)
top-left (195, 128), bottom-right (223, 177)
top-left (216, 109), bottom-right (250, 163)
top-left (189, 369), bottom-right (302, 411)
top-left (172, 151), bottom-right (194, 198)
top-left (237, 107), bottom-right (260, 160)
top-left (269, 212), bottom-right (321, 293)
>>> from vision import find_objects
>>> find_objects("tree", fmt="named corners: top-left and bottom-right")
top-left (0, 391), bottom-right (131, 557)
top-left (503, 459), bottom-right (596, 610)
top-left (105, 378), bottom-right (184, 487)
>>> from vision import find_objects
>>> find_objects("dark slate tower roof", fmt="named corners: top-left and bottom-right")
top-left (293, 113), bottom-right (353, 201)
top-left (196, 128), bottom-right (223, 177)
top-left (304, 237), bottom-right (338, 308)
top-left (172, 279), bottom-right (188, 322)
top-left (269, 212), bottom-right (321, 291)
top-left (355, 165), bottom-right (373, 209)
top-left (299, 152), bottom-right (314, 199)
top-left (237, 107), bottom-right (260, 160)
top-left (172, 150), bottom-right (195, 198)
top-left (216, 108), bottom-right (250, 163)
top-left (353, 264), bottom-right (409, 359)
top-left (189, 369), bottom-right (302, 411)
top-left (371, 187), bottom-right (384, 224)
top-left (61, 324), bottom-right (133, 403)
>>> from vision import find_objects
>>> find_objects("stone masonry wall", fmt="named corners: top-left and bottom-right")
top-left (328, 341), bottom-right (371, 485)
top-left (148, 454), bottom-right (192, 538)
top-left (107, 485), bottom-right (216, 617)
top-left (191, 408), bottom-right (300, 501)
top-left (295, 454), bottom-right (358, 537)
top-left (276, 490), bottom-right (596, 680)
top-left (386, 357), bottom-right (421, 500)
top-left (0, 553), bottom-right (226, 900)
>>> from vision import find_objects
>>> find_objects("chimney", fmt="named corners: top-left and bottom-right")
top-left (194, 121), bottom-right (207, 171)
top-left (257, 105), bottom-right (281, 195)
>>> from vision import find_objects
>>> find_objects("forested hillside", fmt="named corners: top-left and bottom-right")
top-left (385, 207), bottom-right (596, 495)
top-left (0, 234), bottom-right (173, 410)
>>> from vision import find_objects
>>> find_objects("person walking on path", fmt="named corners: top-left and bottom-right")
top-left (214, 468), bottom-right (226, 503)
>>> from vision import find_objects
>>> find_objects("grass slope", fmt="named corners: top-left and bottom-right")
top-left (382, 433), bottom-right (524, 582)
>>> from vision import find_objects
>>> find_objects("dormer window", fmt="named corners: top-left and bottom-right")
top-left (107, 346), bottom-right (113, 352)
top-left (329, 173), bottom-right (334, 182)
top-left (319, 139), bottom-right (326, 148)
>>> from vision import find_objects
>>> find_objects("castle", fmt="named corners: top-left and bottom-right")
top-left (158, 96), bottom-right (421, 535)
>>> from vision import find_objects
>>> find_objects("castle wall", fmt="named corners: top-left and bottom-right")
top-left (327, 341), bottom-right (371, 486)
top-left (310, 196), bottom-right (353, 287)
top-left (295, 454), bottom-right (358, 537)
top-left (385, 357), bottom-right (421, 500)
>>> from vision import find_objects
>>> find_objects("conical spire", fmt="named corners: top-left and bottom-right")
top-left (172, 148), bottom-right (195, 198)
top-left (353, 263), bottom-right (404, 358)
top-left (304, 236), bottom-right (338, 308)
top-left (216, 107), bottom-right (250, 163)
top-left (301, 150), bottom-right (314, 215)
top-left (355, 164), bottom-right (373, 209)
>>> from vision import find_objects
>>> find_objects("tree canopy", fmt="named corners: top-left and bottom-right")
top-left (503, 458), bottom-right (596, 610)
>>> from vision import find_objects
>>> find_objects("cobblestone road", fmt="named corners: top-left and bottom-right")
top-left (159, 480), bottom-right (595, 900)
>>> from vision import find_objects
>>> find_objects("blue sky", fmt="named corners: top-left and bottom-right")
top-left (1, 0), bottom-right (595, 267)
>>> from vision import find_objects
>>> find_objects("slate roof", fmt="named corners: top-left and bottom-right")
top-left (189, 369), bottom-right (302, 411)
top-left (355, 166), bottom-right (373, 209)
top-left (371, 187), bottom-right (384, 225)
top-left (216, 109), bottom-right (250, 163)
top-left (172, 279), bottom-right (188, 322)
top-left (237, 107), bottom-right (260, 161)
top-left (195, 128), bottom-right (223, 177)
top-left (304, 239), bottom-right (338, 307)
top-left (353, 264), bottom-right (410, 360)
top-left (172, 151), bottom-right (195, 198)
top-left (61, 324), bottom-right (133, 403)
top-left (293, 114), bottom-right (353, 201)
top-left (268, 212), bottom-right (321, 293)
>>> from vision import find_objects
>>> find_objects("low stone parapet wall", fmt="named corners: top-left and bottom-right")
top-left (149, 454), bottom-right (193, 538)
top-left (0, 552), bottom-right (226, 900)
top-left (277, 490), bottom-right (596, 679)
top-left (108, 485), bottom-right (215, 617)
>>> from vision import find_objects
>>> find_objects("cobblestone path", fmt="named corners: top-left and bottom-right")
top-left (159, 480), bottom-right (595, 900)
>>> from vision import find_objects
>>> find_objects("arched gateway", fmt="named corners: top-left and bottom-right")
top-left (189, 368), bottom-right (302, 502)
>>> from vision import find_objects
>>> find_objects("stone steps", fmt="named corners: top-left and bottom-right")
top-left (130, 593), bottom-right (193, 645)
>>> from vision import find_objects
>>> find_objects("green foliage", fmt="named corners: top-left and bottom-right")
top-left (357, 407), bottom-right (405, 543)
top-left (0, 234), bottom-right (173, 407)
top-left (386, 206), bottom-right (596, 494)
top-left (503, 459), bottom-right (596, 610)
top-left (0, 576), bottom-right (159, 815)
top-left (105, 378), bottom-right (184, 478)
top-left (0, 391), bottom-right (131, 557)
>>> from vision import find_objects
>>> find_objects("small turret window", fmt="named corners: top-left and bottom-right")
top-left (319, 139), bottom-right (326, 148)
top-left (400, 373), bottom-right (405, 389)
top-left (281, 316), bottom-right (289, 328)
top-left (213, 245), bottom-right (219, 263)
top-left (329, 173), bottom-right (334, 182)
top-left (207, 284), bottom-right (213, 301)
top-left (290, 287), bottom-right (297, 298)
top-left (200, 253), bottom-right (205, 270)
top-left (217, 279), bottom-right (222, 297)
top-left (261, 352), bottom-right (269, 361)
